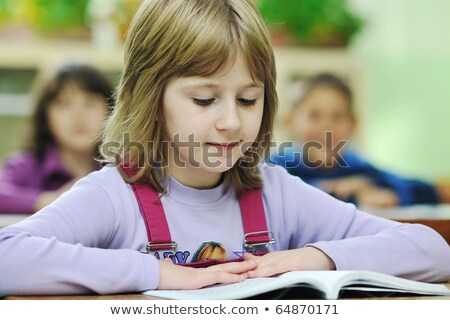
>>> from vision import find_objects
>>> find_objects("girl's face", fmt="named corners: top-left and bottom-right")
top-left (48, 82), bottom-right (108, 154)
top-left (289, 86), bottom-right (354, 163)
top-left (163, 51), bottom-right (265, 189)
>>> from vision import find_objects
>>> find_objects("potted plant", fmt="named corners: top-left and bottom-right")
top-left (257, 0), bottom-right (365, 47)
top-left (32, 0), bottom-right (91, 38)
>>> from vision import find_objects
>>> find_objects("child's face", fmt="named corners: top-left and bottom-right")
top-left (288, 86), bottom-right (354, 161)
top-left (163, 51), bottom-right (264, 188)
top-left (48, 82), bottom-right (108, 154)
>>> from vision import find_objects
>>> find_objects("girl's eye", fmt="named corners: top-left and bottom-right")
top-left (56, 101), bottom-right (70, 109)
top-left (237, 98), bottom-right (257, 106)
top-left (193, 98), bottom-right (215, 107)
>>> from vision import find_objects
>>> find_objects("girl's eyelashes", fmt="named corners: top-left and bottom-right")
top-left (193, 98), bottom-right (215, 107)
top-left (237, 98), bottom-right (257, 107)
top-left (192, 98), bottom-right (258, 107)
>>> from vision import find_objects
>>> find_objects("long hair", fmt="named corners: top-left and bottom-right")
top-left (101, 0), bottom-right (278, 197)
top-left (26, 63), bottom-right (114, 162)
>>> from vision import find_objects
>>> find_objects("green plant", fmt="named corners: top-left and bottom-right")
top-left (33, 0), bottom-right (90, 32)
top-left (257, 0), bottom-right (365, 47)
top-left (0, 0), bottom-right (13, 25)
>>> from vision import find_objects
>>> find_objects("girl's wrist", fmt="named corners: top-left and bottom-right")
top-left (303, 246), bottom-right (336, 270)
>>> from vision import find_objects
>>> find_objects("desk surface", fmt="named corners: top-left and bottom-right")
top-left (361, 204), bottom-right (450, 221)
top-left (0, 214), bottom-right (29, 228)
top-left (3, 206), bottom-right (450, 300)
top-left (5, 282), bottom-right (450, 300)
top-left (361, 205), bottom-right (450, 244)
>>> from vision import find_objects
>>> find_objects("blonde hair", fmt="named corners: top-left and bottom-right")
top-left (101, 0), bottom-right (278, 196)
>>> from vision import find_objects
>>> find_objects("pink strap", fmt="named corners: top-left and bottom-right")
top-left (122, 167), bottom-right (174, 251)
top-left (122, 166), bottom-right (270, 250)
top-left (239, 188), bottom-right (271, 243)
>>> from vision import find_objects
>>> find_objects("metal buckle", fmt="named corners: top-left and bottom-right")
top-left (243, 231), bottom-right (276, 253)
top-left (146, 241), bottom-right (178, 253)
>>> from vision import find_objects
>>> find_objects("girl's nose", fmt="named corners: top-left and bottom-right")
top-left (72, 104), bottom-right (85, 119)
top-left (215, 100), bottom-right (241, 132)
top-left (320, 117), bottom-right (335, 131)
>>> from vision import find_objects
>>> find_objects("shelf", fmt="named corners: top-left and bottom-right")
top-left (0, 39), bottom-right (125, 116)
top-left (0, 39), bottom-right (124, 70)
top-left (0, 94), bottom-right (32, 116)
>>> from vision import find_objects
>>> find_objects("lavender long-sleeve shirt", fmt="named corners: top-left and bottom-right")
top-left (1, 164), bottom-right (449, 296)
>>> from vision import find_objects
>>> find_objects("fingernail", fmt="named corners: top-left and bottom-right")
top-left (248, 260), bottom-right (256, 266)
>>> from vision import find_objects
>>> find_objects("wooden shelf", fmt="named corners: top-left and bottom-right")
top-left (0, 39), bottom-right (125, 116)
top-left (0, 94), bottom-right (31, 116)
top-left (0, 39), bottom-right (124, 70)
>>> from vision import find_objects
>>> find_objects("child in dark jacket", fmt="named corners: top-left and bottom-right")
top-left (271, 73), bottom-right (442, 207)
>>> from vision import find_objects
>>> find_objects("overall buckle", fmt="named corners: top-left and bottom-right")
top-left (243, 231), bottom-right (276, 253)
top-left (146, 241), bottom-right (178, 253)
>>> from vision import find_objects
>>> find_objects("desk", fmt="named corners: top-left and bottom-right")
top-left (0, 214), bottom-right (30, 228)
top-left (4, 282), bottom-right (450, 300)
top-left (2, 207), bottom-right (450, 300)
top-left (362, 205), bottom-right (450, 245)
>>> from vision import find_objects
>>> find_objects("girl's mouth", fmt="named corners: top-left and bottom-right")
top-left (206, 142), bottom-right (240, 151)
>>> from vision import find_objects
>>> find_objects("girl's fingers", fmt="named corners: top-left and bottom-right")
top-left (242, 252), bottom-right (260, 261)
top-left (197, 270), bottom-right (248, 288)
top-left (208, 260), bottom-right (257, 273)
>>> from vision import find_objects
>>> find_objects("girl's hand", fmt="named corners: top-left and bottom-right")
top-left (157, 259), bottom-right (257, 290)
top-left (243, 247), bottom-right (335, 278)
top-left (319, 175), bottom-right (373, 201)
top-left (355, 187), bottom-right (399, 208)
top-left (33, 179), bottom-right (78, 211)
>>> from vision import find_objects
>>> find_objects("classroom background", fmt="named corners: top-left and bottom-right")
top-left (0, 0), bottom-right (449, 182)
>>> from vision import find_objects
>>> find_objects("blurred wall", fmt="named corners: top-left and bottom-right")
top-left (0, 117), bottom-right (26, 161)
top-left (350, 0), bottom-right (450, 180)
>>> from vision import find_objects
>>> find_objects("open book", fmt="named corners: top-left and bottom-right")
top-left (144, 270), bottom-right (450, 300)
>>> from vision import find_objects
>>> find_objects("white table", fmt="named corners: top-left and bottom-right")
top-left (0, 214), bottom-right (30, 228)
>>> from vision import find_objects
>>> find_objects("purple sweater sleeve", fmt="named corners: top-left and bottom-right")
top-left (0, 175), bottom-right (159, 296)
top-left (0, 154), bottom-right (41, 213)
top-left (287, 175), bottom-right (450, 283)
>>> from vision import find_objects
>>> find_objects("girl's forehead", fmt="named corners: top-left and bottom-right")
top-left (173, 47), bottom-right (264, 83)
top-left (57, 80), bottom-right (100, 98)
top-left (177, 51), bottom-right (264, 87)
top-left (56, 81), bottom-right (84, 95)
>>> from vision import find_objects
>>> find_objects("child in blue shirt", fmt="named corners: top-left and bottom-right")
top-left (271, 73), bottom-right (441, 207)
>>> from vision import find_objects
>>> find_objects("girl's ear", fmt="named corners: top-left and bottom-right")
top-left (283, 110), bottom-right (294, 131)
top-left (348, 115), bottom-right (357, 135)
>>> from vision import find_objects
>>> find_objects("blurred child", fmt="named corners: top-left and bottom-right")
top-left (0, 0), bottom-right (449, 296)
top-left (0, 64), bottom-right (113, 213)
top-left (271, 73), bottom-right (442, 208)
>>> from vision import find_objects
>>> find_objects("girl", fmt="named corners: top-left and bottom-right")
top-left (0, 0), bottom-right (449, 296)
top-left (0, 64), bottom-right (113, 213)
top-left (271, 73), bottom-right (443, 207)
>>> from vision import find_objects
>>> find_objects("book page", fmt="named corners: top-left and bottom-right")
top-left (143, 270), bottom-right (450, 300)
top-left (144, 277), bottom-right (293, 300)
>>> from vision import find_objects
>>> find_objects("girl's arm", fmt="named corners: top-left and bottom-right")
top-left (367, 168), bottom-right (440, 205)
top-left (252, 166), bottom-right (450, 282)
top-left (294, 180), bottom-right (450, 282)
top-left (0, 173), bottom-right (162, 296)
top-left (0, 169), bottom-right (253, 295)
